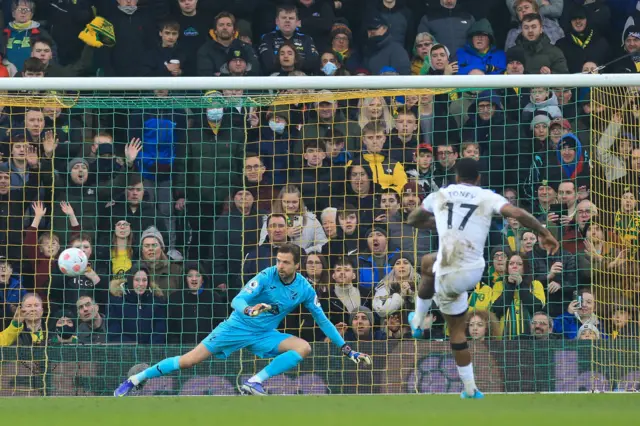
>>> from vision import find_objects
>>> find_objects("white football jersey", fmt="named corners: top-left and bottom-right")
top-left (421, 184), bottom-right (509, 275)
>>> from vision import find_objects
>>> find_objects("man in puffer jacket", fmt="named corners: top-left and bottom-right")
top-left (456, 19), bottom-right (506, 75)
top-left (417, 0), bottom-right (475, 60)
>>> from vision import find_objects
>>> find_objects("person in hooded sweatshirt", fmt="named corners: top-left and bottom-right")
top-left (108, 264), bottom-right (167, 344)
top-left (361, 0), bottom-right (415, 50)
top-left (456, 19), bottom-right (506, 75)
top-left (522, 87), bottom-right (562, 125)
top-left (555, 6), bottom-right (610, 74)
top-left (362, 14), bottom-right (411, 75)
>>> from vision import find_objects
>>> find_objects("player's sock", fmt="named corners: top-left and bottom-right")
top-left (131, 356), bottom-right (181, 385)
top-left (250, 350), bottom-right (304, 383)
top-left (457, 362), bottom-right (478, 395)
top-left (412, 297), bottom-right (433, 327)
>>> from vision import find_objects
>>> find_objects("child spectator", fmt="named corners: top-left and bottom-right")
top-left (407, 143), bottom-right (438, 195)
top-left (522, 87), bottom-right (562, 124)
top-left (467, 310), bottom-right (501, 340)
top-left (389, 107), bottom-right (419, 167)
top-left (108, 264), bottom-right (167, 344)
top-left (172, 0), bottom-right (210, 75)
top-left (168, 263), bottom-right (225, 345)
top-left (359, 121), bottom-right (408, 195)
top-left (140, 19), bottom-right (186, 76)
top-left (0, 258), bottom-right (26, 327)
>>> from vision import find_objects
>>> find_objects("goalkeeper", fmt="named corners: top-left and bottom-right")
top-left (115, 243), bottom-right (371, 396)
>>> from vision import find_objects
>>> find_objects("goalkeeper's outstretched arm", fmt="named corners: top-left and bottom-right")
top-left (304, 295), bottom-right (372, 365)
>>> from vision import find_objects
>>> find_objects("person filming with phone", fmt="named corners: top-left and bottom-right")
top-left (553, 287), bottom-right (599, 339)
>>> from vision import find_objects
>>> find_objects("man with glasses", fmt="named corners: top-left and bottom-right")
top-left (433, 144), bottom-right (458, 188)
top-left (527, 311), bottom-right (558, 339)
top-left (76, 294), bottom-right (108, 344)
top-left (4, 0), bottom-right (54, 72)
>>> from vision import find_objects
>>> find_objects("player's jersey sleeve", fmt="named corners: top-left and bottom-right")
top-left (302, 283), bottom-right (346, 348)
top-left (230, 271), bottom-right (267, 314)
top-left (487, 191), bottom-right (510, 215)
top-left (421, 192), bottom-right (436, 213)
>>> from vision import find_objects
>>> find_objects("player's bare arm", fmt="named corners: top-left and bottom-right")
top-left (500, 204), bottom-right (560, 254)
top-left (407, 207), bottom-right (436, 229)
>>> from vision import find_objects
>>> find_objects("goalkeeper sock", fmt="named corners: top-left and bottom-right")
top-left (131, 356), bottom-right (180, 385)
top-left (457, 363), bottom-right (478, 395)
top-left (250, 350), bottom-right (303, 383)
top-left (412, 297), bottom-right (432, 327)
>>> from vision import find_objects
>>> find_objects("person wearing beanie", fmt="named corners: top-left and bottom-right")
top-left (373, 254), bottom-right (416, 318)
top-left (330, 21), bottom-right (363, 73)
top-left (613, 24), bottom-right (640, 73)
top-left (139, 226), bottom-right (183, 296)
top-left (344, 306), bottom-right (384, 341)
top-left (456, 19), bottom-right (506, 75)
top-left (358, 224), bottom-right (400, 298)
top-left (506, 13), bottom-right (568, 75)
top-left (555, 6), bottom-right (610, 73)
top-left (522, 87), bottom-right (562, 124)
top-left (219, 40), bottom-right (254, 76)
top-left (49, 309), bottom-right (77, 345)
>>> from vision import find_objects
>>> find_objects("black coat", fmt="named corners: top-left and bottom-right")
top-left (556, 29), bottom-right (610, 74)
top-left (168, 287), bottom-right (225, 345)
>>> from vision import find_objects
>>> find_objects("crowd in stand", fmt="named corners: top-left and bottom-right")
top-left (0, 0), bottom-right (639, 349)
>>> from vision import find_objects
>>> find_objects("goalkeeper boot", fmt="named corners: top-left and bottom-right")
top-left (460, 389), bottom-right (485, 399)
top-left (114, 378), bottom-right (144, 397)
top-left (240, 380), bottom-right (268, 396)
top-left (408, 312), bottom-right (424, 339)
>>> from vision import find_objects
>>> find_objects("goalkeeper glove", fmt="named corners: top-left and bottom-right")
top-left (244, 303), bottom-right (272, 317)
top-left (341, 344), bottom-right (372, 365)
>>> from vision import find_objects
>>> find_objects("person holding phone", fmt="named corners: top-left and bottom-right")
top-left (553, 287), bottom-right (598, 339)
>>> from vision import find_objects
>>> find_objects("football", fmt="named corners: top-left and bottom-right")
top-left (58, 248), bottom-right (88, 277)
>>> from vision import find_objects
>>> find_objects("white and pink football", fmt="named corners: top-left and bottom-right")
top-left (57, 248), bottom-right (88, 277)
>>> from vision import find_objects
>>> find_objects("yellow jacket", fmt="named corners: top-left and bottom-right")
top-left (362, 153), bottom-right (408, 195)
top-left (0, 321), bottom-right (24, 347)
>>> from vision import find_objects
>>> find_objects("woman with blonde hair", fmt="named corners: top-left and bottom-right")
top-left (258, 185), bottom-right (327, 253)
top-left (373, 255), bottom-right (416, 318)
top-left (357, 97), bottom-right (394, 133)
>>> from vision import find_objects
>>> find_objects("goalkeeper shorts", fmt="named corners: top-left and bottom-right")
top-left (202, 321), bottom-right (293, 359)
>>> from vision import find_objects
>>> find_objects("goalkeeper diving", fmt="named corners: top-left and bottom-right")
top-left (114, 243), bottom-right (371, 396)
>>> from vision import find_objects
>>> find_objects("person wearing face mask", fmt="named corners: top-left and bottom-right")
top-left (95, 0), bottom-right (168, 76)
top-left (185, 92), bottom-right (246, 261)
top-left (49, 310), bottom-right (77, 345)
top-left (362, 14), bottom-right (411, 75)
top-left (248, 107), bottom-right (300, 186)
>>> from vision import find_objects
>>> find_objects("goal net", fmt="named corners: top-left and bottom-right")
top-left (0, 76), bottom-right (636, 396)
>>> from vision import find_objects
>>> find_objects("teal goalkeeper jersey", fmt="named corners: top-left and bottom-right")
top-left (228, 266), bottom-right (346, 347)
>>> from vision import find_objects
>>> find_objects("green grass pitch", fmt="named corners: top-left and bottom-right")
top-left (1, 394), bottom-right (636, 426)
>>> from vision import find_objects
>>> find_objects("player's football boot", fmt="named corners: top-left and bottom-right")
top-left (408, 312), bottom-right (424, 338)
top-left (114, 378), bottom-right (144, 397)
top-left (460, 389), bottom-right (485, 399)
top-left (240, 380), bottom-right (268, 396)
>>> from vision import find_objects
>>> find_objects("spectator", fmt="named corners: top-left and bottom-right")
top-left (139, 226), bottom-right (183, 295)
top-left (243, 214), bottom-right (288, 281)
top-left (357, 225), bottom-right (400, 297)
top-left (243, 153), bottom-right (276, 213)
top-left (270, 41), bottom-right (305, 75)
top-left (416, 93), bottom-right (460, 148)
top-left (0, 292), bottom-right (46, 346)
top-left (173, 0), bottom-right (210, 76)
top-left (108, 265), bottom-right (167, 344)
top-left (595, 112), bottom-right (638, 184)
top-left (358, 121), bottom-right (408, 195)
top-left (319, 50), bottom-right (350, 76)
top-left (576, 323), bottom-right (600, 340)
top-left (411, 32), bottom-right (436, 75)
top-left (522, 87), bottom-right (562, 124)
top-left (75, 294), bottom-right (108, 344)
top-left (373, 254), bottom-right (416, 318)
top-left (614, 25), bottom-right (640, 73)
top-left (4, 0), bottom-right (54, 72)
top-left (407, 144), bottom-right (438, 195)
top-left (97, 0), bottom-right (164, 77)
top-left (580, 223), bottom-right (626, 285)
top-left (362, 0), bottom-right (414, 49)
top-left (362, 14), bottom-right (411, 75)
top-left (467, 310), bottom-right (501, 340)
top-left (38, 0), bottom-right (93, 67)
top-left (526, 311), bottom-right (558, 339)
top-left (417, 0), bottom-right (475, 59)
top-left (258, 5), bottom-right (320, 75)
top-left (492, 253), bottom-right (546, 338)
top-left (357, 97), bottom-right (394, 134)
top-left (296, 0), bottom-right (335, 52)
top-left (389, 106), bottom-right (419, 167)
top-left (49, 309), bottom-right (77, 345)
top-left (506, 13), bottom-right (568, 75)
top-left (289, 140), bottom-right (332, 211)
top-left (140, 19), bottom-right (186, 76)
top-left (532, 180), bottom-right (558, 220)
top-left (507, 0), bottom-right (562, 24)
top-left (214, 188), bottom-right (262, 293)
top-left (321, 205), bottom-right (361, 264)
top-left (613, 186), bottom-right (640, 253)
top-left (219, 41), bottom-right (255, 76)
top-left (609, 306), bottom-right (639, 339)
top-left (302, 95), bottom-right (361, 153)
top-left (456, 19), bottom-right (506, 75)
top-left (343, 306), bottom-right (383, 341)
top-left (556, 7), bottom-right (610, 74)
top-left (426, 43), bottom-right (458, 75)
top-left (0, 258), bottom-right (25, 327)
top-left (329, 22), bottom-right (362, 74)
top-left (168, 263), bottom-right (225, 345)
top-left (106, 219), bottom-right (137, 285)
top-left (505, 0), bottom-right (564, 50)
top-left (433, 144), bottom-right (458, 189)
top-left (31, 35), bottom-right (93, 77)
top-left (258, 185), bottom-right (327, 253)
